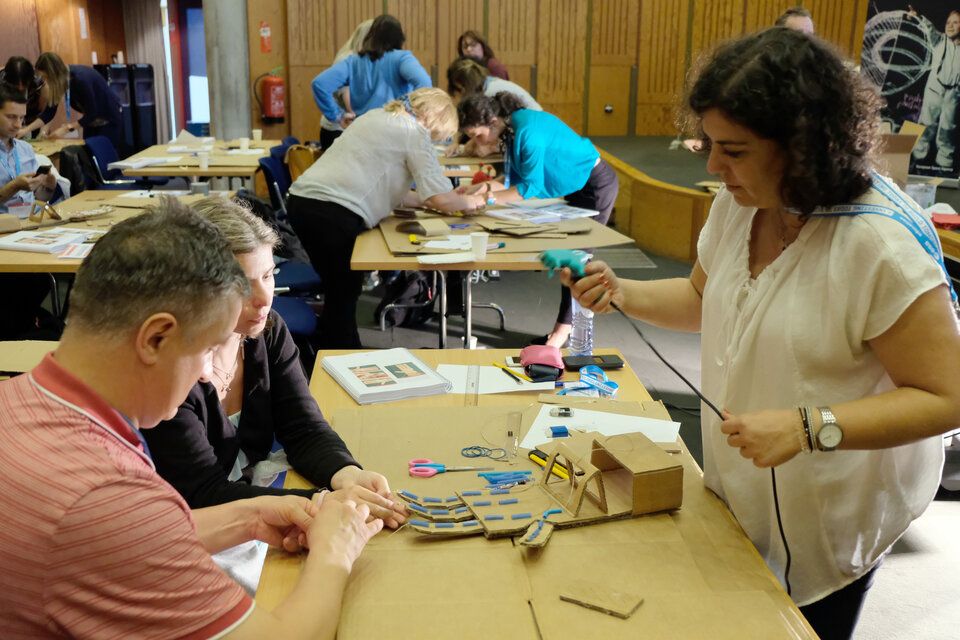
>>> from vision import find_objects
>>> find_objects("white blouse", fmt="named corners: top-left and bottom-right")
top-left (289, 108), bottom-right (453, 228)
top-left (697, 175), bottom-right (947, 605)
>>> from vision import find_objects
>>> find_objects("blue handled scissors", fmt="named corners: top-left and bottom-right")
top-left (408, 458), bottom-right (493, 478)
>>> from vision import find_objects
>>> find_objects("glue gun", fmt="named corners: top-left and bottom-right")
top-left (539, 249), bottom-right (590, 279)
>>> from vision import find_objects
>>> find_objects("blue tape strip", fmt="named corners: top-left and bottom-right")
top-left (462, 520), bottom-right (479, 527)
top-left (408, 503), bottom-right (428, 514)
top-left (485, 514), bottom-right (504, 520)
top-left (473, 500), bottom-right (491, 506)
top-left (455, 507), bottom-right (468, 514)
top-left (511, 513), bottom-right (532, 520)
top-left (445, 496), bottom-right (460, 503)
top-left (429, 509), bottom-right (449, 515)
top-left (490, 489), bottom-right (510, 495)
top-left (436, 522), bottom-right (455, 529)
top-left (499, 498), bottom-right (518, 505)
top-left (410, 519), bottom-right (431, 527)
top-left (462, 490), bottom-right (482, 496)
top-left (399, 490), bottom-right (419, 500)
top-left (423, 496), bottom-right (442, 503)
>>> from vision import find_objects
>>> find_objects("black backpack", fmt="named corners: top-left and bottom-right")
top-left (374, 271), bottom-right (436, 328)
top-left (235, 190), bottom-right (311, 264)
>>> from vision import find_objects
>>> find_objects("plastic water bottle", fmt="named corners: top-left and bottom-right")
top-left (569, 298), bottom-right (594, 356)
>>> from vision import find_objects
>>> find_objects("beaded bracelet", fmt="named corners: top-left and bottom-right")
top-left (799, 406), bottom-right (814, 452)
top-left (796, 408), bottom-right (811, 454)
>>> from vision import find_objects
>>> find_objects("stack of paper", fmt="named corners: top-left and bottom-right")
top-left (486, 203), bottom-right (598, 224)
top-left (108, 156), bottom-right (183, 171)
top-left (321, 348), bottom-right (452, 405)
top-left (0, 228), bottom-right (92, 254)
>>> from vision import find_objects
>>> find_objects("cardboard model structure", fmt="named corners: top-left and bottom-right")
top-left (401, 429), bottom-right (683, 547)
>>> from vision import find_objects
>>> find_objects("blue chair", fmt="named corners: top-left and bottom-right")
top-left (84, 136), bottom-right (167, 190)
top-left (258, 156), bottom-right (290, 216)
top-left (274, 261), bottom-right (322, 295)
top-left (271, 296), bottom-right (317, 374)
top-left (281, 136), bottom-right (300, 148)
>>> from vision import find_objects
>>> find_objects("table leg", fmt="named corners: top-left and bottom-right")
top-left (437, 271), bottom-right (447, 349)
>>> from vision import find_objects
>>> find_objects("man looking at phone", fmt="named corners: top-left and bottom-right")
top-left (0, 83), bottom-right (58, 214)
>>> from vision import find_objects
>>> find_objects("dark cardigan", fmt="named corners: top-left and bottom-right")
top-left (144, 310), bottom-right (359, 508)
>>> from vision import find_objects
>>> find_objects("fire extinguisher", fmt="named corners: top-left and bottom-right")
top-left (253, 67), bottom-right (285, 124)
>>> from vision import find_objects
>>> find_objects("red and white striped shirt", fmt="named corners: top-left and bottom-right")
top-left (0, 353), bottom-right (253, 639)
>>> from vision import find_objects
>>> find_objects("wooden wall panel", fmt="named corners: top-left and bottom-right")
top-left (289, 64), bottom-right (325, 142)
top-left (591, 0), bottom-right (639, 65)
top-left (588, 66), bottom-right (630, 135)
top-left (689, 0), bottom-right (744, 63)
top-left (636, 0), bottom-right (688, 134)
top-left (387, 0), bottom-right (437, 77)
top-left (334, 0), bottom-right (381, 51)
top-left (247, 0), bottom-right (290, 140)
top-left (36, 0), bottom-right (90, 65)
top-left (743, 0), bottom-right (789, 33)
top-left (488, 0), bottom-right (536, 92)
top-left (286, 0), bottom-right (334, 66)
top-left (802, 0), bottom-right (869, 61)
top-left (537, 0), bottom-right (588, 131)
top-left (436, 1), bottom-right (484, 90)
top-left (86, 0), bottom-right (127, 64)
top-left (0, 0), bottom-right (40, 62)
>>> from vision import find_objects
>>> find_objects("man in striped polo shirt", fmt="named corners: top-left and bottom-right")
top-left (0, 199), bottom-right (381, 639)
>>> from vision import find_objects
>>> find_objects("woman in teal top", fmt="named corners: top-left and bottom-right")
top-left (458, 93), bottom-right (619, 347)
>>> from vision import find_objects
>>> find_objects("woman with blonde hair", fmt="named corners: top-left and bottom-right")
top-left (145, 196), bottom-right (405, 519)
top-left (319, 19), bottom-right (374, 150)
top-left (34, 52), bottom-right (121, 147)
top-left (287, 87), bottom-right (488, 348)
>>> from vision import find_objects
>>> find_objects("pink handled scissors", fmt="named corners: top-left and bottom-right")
top-left (408, 458), bottom-right (494, 478)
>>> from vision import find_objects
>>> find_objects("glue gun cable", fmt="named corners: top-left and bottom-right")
top-left (609, 301), bottom-right (724, 420)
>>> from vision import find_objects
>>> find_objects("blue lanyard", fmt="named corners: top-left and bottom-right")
top-left (805, 172), bottom-right (957, 304)
top-left (0, 143), bottom-right (21, 182)
top-left (65, 87), bottom-right (71, 121)
top-left (502, 140), bottom-right (511, 189)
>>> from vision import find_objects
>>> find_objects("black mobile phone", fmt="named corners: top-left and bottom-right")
top-left (34, 165), bottom-right (51, 176)
top-left (562, 354), bottom-right (625, 371)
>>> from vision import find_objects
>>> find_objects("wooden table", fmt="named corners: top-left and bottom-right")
top-left (938, 228), bottom-right (960, 263)
top-left (118, 139), bottom-right (279, 182)
top-left (353, 215), bottom-right (634, 349)
top-left (255, 348), bottom-right (816, 639)
top-left (438, 153), bottom-right (503, 178)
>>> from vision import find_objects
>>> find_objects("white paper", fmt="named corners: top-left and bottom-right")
top-left (424, 235), bottom-right (472, 250)
top-left (518, 404), bottom-right (680, 450)
top-left (511, 198), bottom-right (567, 209)
top-left (417, 251), bottom-right (476, 264)
top-left (437, 365), bottom-right (556, 395)
top-left (167, 144), bottom-right (213, 153)
top-left (225, 149), bottom-right (266, 156)
top-left (108, 156), bottom-right (183, 170)
top-left (58, 243), bottom-right (93, 259)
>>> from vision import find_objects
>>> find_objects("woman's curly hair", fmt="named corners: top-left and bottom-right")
top-left (683, 27), bottom-right (883, 214)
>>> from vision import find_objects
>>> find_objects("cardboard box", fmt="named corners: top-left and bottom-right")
top-left (878, 132), bottom-right (920, 188)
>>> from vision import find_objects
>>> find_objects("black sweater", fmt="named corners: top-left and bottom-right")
top-left (144, 310), bottom-right (358, 508)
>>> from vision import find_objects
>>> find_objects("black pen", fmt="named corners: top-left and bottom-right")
top-left (493, 362), bottom-right (524, 384)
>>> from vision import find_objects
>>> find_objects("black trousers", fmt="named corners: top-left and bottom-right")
top-left (555, 157), bottom-right (619, 324)
top-left (319, 128), bottom-right (343, 151)
top-left (799, 562), bottom-right (881, 640)
top-left (287, 194), bottom-right (366, 349)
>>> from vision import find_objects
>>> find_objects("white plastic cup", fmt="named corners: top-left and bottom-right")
top-left (251, 129), bottom-right (262, 142)
top-left (471, 232), bottom-right (489, 259)
top-left (190, 181), bottom-right (210, 195)
top-left (198, 151), bottom-right (209, 170)
top-left (239, 137), bottom-right (250, 152)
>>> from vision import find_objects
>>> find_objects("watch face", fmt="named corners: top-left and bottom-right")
top-left (818, 423), bottom-right (843, 449)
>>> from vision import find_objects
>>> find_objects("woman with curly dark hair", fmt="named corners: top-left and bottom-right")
top-left (560, 28), bottom-right (960, 640)
top-left (457, 92), bottom-right (619, 347)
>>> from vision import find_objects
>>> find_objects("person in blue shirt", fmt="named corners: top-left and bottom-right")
top-left (0, 84), bottom-right (59, 214)
top-left (457, 93), bottom-right (619, 347)
top-left (311, 14), bottom-right (431, 137)
top-left (34, 52), bottom-right (122, 150)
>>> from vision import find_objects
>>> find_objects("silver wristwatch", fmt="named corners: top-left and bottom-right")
top-left (815, 406), bottom-right (843, 451)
